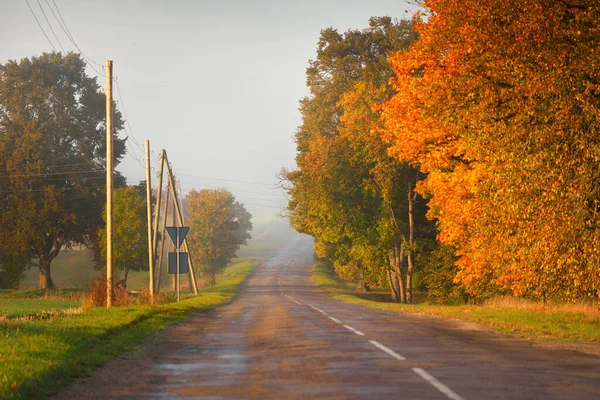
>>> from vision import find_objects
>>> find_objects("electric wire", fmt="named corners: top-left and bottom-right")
top-left (177, 172), bottom-right (275, 188)
top-left (114, 76), bottom-right (151, 173)
top-left (179, 180), bottom-right (285, 198)
top-left (47, 0), bottom-right (103, 68)
top-left (0, 182), bottom-right (129, 194)
top-left (0, 169), bottom-right (104, 179)
top-left (35, 0), bottom-right (66, 53)
top-left (44, 0), bottom-right (105, 77)
top-left (25, 0), bottom-right (57, 51)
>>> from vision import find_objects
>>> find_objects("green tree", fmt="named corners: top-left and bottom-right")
top-left (186, 189), bottom-right (252, 285)
top-left (284, 17), bottom-right (435, 302)
top-left (0, 251), bottom-right (29, 289)
top-left (0, 52), bottom-right (126, 289)
top-left (97, 186), bottom-right (148, 288)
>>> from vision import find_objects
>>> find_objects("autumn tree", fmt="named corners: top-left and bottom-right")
top-left (0, 52), bottom-right (126, 289)
top-left (381, 0), bottom-right (600, 300)
top-left (186, 189), bottom-right (252, 285)
top-left (284, 17), bottom-right (435, 302)
top-left (97, 185), bottom-right (148, 288)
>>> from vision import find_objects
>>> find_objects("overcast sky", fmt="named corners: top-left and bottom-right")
top-left (1, 0), bottom-right (418, 222)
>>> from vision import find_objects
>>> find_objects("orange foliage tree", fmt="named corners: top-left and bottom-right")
top-left (380, 0), bottom-right (600, 300)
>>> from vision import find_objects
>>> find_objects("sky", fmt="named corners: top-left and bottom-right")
top-left (1, 0), bottom-right (419, 222)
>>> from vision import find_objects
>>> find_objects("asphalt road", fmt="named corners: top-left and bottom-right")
top-left (57, 234), bottom-right (600, 399)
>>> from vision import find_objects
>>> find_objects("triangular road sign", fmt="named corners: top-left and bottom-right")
top-left (166, 226), bottom-right (189, 248)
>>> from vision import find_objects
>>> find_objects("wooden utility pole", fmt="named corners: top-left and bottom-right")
top-left (164, 153), bottom-right (199, 294)
top-left (155, 183), bottom-right (170, 293)
top-left (176, 179), bottom-right (194, 293)
top-left (145, 140), bottom-right (155, 299)
top-left (152, 150), bottom-right (165, 289)
top-left (106, 60), bottom-right (114, 308)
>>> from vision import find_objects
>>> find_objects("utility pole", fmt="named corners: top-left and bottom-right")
top-left (155, 183), bottom-right (170, 293)
top-left (164, 153), bottom-right (199, 294)
top-left (106, 60), bottom-right (114, 308)
top-left (152, 150), bottom-right (165, 292)
top-left (145, 140), bottom-right (155, 299)
top-left (176, 179), bottom-right (194, 293)
top-left (171, 192), bottom-right (177, 292)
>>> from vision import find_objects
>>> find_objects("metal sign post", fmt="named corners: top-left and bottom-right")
top-left (166, 226), bottom-right (189, 302)
top-left (176, 228), bottom-right (180, 302)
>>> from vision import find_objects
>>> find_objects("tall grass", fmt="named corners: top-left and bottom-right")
top-left (312, 263), bottom-right (600, 344)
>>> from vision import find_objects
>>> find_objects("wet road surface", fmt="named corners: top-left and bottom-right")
top-left (57, 235), bottom-right (600, 399)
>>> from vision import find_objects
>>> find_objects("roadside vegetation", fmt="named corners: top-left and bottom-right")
top-left (0, 258), bottom-right (257, 399)
top-left (313, 262), bottom-right (600, 344)
top-left (282, 3), bottom-right (600, 307)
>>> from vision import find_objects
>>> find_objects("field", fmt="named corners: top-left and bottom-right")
top-left (312, 263), bottom-right (600, 344)
top-left (0, 258), bottom-right (258, 399)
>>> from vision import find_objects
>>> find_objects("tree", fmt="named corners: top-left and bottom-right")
top-left (0, 251), bottom-right (29, 289)
top-left (97, 186), bottom-right (148, 288)
top-left (186, 189), bottom-right (252, 285)
top-left (0, 52), bottom-right (126, 289)
top-left (381, 0), bottom-right (600, 300)
top-left (284, 17), bottom-right (435, 302)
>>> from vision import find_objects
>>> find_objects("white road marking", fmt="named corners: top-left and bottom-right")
top-left (368, 340), bottom-right (406, 361)
top-left (412, 368), bottom-right (464, 400)
top-left (328, 316), bottom-right (342, 324)
top-left (342, 325), bottom-right (365, 336)
top-left (309, 305), bottom-right (326, 314)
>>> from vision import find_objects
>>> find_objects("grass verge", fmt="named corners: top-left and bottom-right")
top-left (313, 262), bottom-right (600, 344)
top-left (0, 258), bottom-right (258, 399)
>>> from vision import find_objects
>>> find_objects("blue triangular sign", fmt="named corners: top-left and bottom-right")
top-left (166, 227), bottom-right (178, 247)
top-left (166, 227), bottom-right (189, 248)
top-left (177, 227), bottom-right (189, 247)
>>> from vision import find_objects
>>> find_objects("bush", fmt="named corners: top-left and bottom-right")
top-left (421, 245), bottom-right (470, 305)
top-left (82, 276), bottom-right (131, 309)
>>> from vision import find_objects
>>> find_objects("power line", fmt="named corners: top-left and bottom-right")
top-left (177, 172), bottom-right (276, 188)
top-left (35, 0), bottom-right (65, 53)
top-left (0, 169), bottom-right (103, 179)
top-left (44, 0), bottom-right (106, 77)
top-left (0, 182), bottom-right (129, 194)
top-left (25, 0), bottom-right (57, 51)
top-left (178, 180), bottom-right (285, 198)
top-left (47, 0), bottom-right (103, 67)
top-left (114, 77), bottom-right (149, 172)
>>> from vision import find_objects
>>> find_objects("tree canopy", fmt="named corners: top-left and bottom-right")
top-left (186, 189), bottom-right (252, 285)
top-left (380, 0), bottom-right (600, 300)
top-left (97, 185), bottom-right (148, 288)
top-left (284, 17), bottom-right (436, 302)
top-left (0, 52), bottom-right (126, 289)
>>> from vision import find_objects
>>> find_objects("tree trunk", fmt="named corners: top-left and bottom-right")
top-left (38, 255), bottom-right (54, 289)
top-left (406, 179), bottom-right (415, 304)
top-left (37, 234), bottom-right (63, 289)
top-left (387, 268), bottom-right (400, 302)
top-left (356, 264), bottom-right (369, 292)
top-left (394, 243), bottom-right (407, 303)
top-left (123, 261), bottom-right (129, 289)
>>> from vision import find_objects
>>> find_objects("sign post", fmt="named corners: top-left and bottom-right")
top-left (166, 226), bottom-right (189, 302)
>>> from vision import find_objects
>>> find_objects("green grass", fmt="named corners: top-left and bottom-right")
top-left (312, 263), bottom-right (600, 344)
top-left (0, 258), bottom-right (258, 399)
top-left (0, 299), bottom-right (81, 320)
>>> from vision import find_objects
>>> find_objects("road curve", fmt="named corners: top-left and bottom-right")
top-left (56, 235), bottom-right (600, 399)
